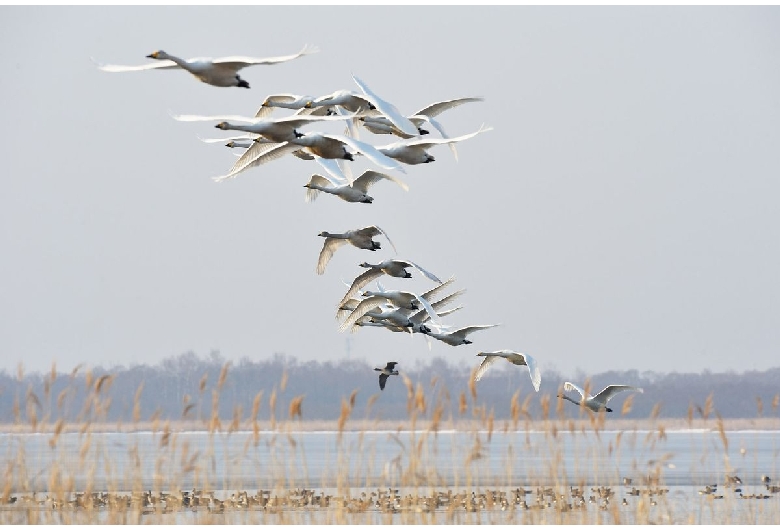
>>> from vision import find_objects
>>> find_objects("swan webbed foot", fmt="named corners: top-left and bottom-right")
top-left (236, 78), bottom-right (250, 89)
top-left (343, 153), bottom-right (355, 161)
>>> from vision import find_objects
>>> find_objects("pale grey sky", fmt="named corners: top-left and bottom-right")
top-left (1, 7), bottom-right (778, 377)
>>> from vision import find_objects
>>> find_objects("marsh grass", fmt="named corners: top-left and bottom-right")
top-left (1, 363), bottom-right (779, 524)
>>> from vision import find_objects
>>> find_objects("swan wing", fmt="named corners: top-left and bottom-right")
top-left (313, 157), bottom-right (350, 184)
top-left (198, 134), bottom-right (256, 144)
top-left (337, 268), bottom-right (385, 311)
top-left (378, 373), bottom-right (389, 391)
top-left (455, 324), bottom-right (499, 339)
top-left (593, 385), bottom-right (644, 404)
top-left (351, 170), bottom-right (409, 194)
top-left (417, 115), bottom-right (459, 161)
top-left (420, 276), bottom-right (456, 304)
top-left (339, 296), bottom-right (387, 332)
top-left (370, 225), bottom-right (398, 255)
top-left (498, 351), bottom-right (541, 392)
top-left (412, 292), bottom-right (440, 327)
top-left (221, 141), bottom-right (298, 180)
top-left (413, 97), bottom-right (485, 119)
top-left (428, 289), bottom-right (466, 313)
top-left (474, 355), bottom-right (501, 382)
top-left (91, 57), bottom-right (182, 72)
top-left (401, 124), bottom-right (493, 149)
top-left (322, 133), bottom-right (406, 173)
top-left (563, 381), bottom-right (589, 400)
top-left (169, 112), bottom-right (261, 124)
top-left (317, 237), bottom-right (349, 275)
top-left (352, 74), bottom-right (419, 137)
top-left (210, 44), bottom-right (319, 70)
top-left (303, 174), bottom-right (335, 203)
top-left (403, 260), bottom-right (442, 284)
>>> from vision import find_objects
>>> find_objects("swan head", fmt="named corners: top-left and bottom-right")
top-left (215, 122), bottom-right (230, 130)
top-left (358, 262), bottom-right (374, 268)
top-left (146, 50), bottom-right (168, 60)
top-left (317, 231), bottom-right (331, 238)
top-left (304, 101), bottom-right (313, 109)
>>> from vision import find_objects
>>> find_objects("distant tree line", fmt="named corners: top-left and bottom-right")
top-left (0, 351), bottom-right (778, 425)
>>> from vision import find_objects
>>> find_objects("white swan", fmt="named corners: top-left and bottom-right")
top-left (291, 132), bottom-right (405, 171)
top-left (421, 324), bottom-right (499, 346)
top-left (558, 382), bottom-right (644, 412)
top-left (171, 112), bottom-right (354, 144)
top-left (361, 96), bottom-right (484, 160)
top-left (336, 259), bottom-right (442, 310)
top-left (338, 288), bottom-right (439, 333)
top-left (377, 125), bottom-right (492, 165)
top-left (351, 75), bottom-right (419, 137)
top-left (303, 170), bottom-right (409, 204)
top-left (306, 75), bottom-right (417, 138)
top-left (212, 130), bottom-right (404, 182)
top-left (375, 362), bottom-right (399, 391)
top-left (316, 225), bottom-right (397, 275)
top-left (474, 350), bottom-right (541, 392)
top-left (360, 97), bottom-right (484, 136)
top-left (93, 44), bottom-right (318, 88)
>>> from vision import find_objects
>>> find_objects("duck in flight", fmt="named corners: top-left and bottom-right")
top-left (375, 362), bottom-right (399, 391)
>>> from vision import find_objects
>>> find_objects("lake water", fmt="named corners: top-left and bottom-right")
top-left (2, 428), bottom-right (779, 524)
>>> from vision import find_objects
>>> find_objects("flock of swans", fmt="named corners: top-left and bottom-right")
top-left (95, 45), bottom-right (643, 411)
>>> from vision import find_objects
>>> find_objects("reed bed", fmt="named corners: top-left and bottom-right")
top-left (1, 364), bottom-right (779, 524)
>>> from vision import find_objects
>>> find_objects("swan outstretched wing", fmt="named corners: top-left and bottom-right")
top-left (339, 296), bottom-right (388, 332)
top-left (317, 237), bottom-right (349, 275)
top-left (500, 351), bottom-right (541, 392)
top-left (303, 174), bottom-right (335, 203)
top-left (452, 324), bottom-right (499, 340)
top-left (402, 124), bottom-right (493, 149)
top-left (351, 171), bottom-right (409, 194)
top-left (220, 141), bottom-right (299, 180)
top-left (337, 268), bottom-right (385, 311)
top-left (474, 355), bottom-right (502, 382)
top-left (593, 385), bottom-right (643, 404)
top-left (323, 133), bottom-right (406, 173)
top-left (413, 97), bottom-right (485, 119)
top-left (352, 75), bottom-right (419, 137)
top-left (563, 381), bottom-right (589, 400)
top-left (91, 57), bottom-right (182, 72)
top-left (170, 112), bottom-right (262, 123)
top-left (211, 44), bottom-right (319, 69)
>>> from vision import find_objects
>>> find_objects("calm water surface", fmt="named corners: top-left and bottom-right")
top-left (2, 428), bottom-right (778, 491)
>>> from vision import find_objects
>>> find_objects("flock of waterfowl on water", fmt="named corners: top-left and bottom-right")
top-left (93, 45), bottom-right (643, 408)
top-left (3, 474), bottom-right (779, 517)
